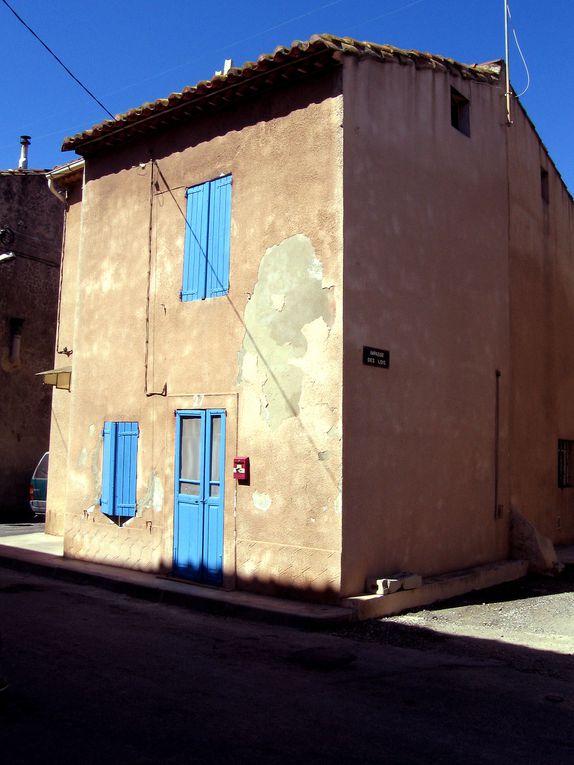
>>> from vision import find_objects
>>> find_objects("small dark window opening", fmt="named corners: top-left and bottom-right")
top-left (558, 439), bottom-right (574, 488)
top-left (451, 87), bottom-right (470, 137)
top-left (541, 168), bottom-right (549, 204)
top-left (9, 317), bottom-right (24, 364)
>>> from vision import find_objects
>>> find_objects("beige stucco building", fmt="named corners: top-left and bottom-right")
top-left (46, 35), bottom-right (574, 604)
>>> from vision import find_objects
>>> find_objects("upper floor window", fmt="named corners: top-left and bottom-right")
top-left (450, 87), bottom-right (470, 137)
top-left (181, 175), bottom-right (232, 301)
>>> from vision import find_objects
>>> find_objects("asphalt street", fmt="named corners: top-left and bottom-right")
top-left (0, 521), bottom-right (43, 538)
top-left (1, 566), bottom-right (573, 764)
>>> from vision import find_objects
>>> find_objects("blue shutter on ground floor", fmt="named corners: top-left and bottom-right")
top-left (100, 421), bottom-right (117, 514)
top-left (100, 421), bottom-right (139, 519)
top-left (114, 422), bottom-right (139, 517)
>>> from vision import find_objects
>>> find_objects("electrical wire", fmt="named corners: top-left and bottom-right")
top-left (105, 0), bottom-right (429, 101)
top-left (511, 28), bottom-right (530, 97)
top-left (507, 4), bottom-right (531, 98)
top-left (99, 0), bottom-right (350, 101)
top-left (356, 0), bottom-right (428, 26)
top-left (0, 0), bottom-right (115, 120)
top-left (0, 0), bottom-right (436, 153)
top-left (2, 248), bottom-right (59, 267)
top-left (0, 222), bottom-right (59, 249)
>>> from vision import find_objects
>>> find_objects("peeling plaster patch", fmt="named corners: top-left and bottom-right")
top-left (308, 256), bottom-right (322, 280)
top-left (271, 293), bottom-right (285, 312)
top-left (322, 286), bottom-right (336, 329)
top-left (86, 505), bottom-right (95, 514)
top-left (318, 451), bottom-right (330, 461)
top-left (152, 475), bottom-right (164, 513)
top-left (334, 493), bottom-right (342, 514)
top-left (88, 424), bottom-right (96, 435)
top-left (252, 491), bottom-right (272, 512)
top-left (91, 444), bottom-right (101, 497)
top-left (241, 351), bottom-right (260, 385)
top-left (78, 447), bottom-right (87, 467)
top-left (140, 471), bottom-right (164, 513)
top-left (240, 234), bottom-right (334, 430)
top-left (289, 318), bottom-right (331, 382)
top-left (236, 347), bottom-right (246, 385)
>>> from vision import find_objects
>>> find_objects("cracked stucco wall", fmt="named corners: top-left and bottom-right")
top-left (236, 231), bottom-right (343, 599)
top-left (54, 71), bottom-right (343, 597)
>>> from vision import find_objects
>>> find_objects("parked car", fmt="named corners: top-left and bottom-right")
top-left (29, 452), bottom-right (49, 517)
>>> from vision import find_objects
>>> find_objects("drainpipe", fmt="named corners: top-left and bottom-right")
top-left (47, 176), bottom-right (67, 204)
top-left (46, 158), bottom-right (85, 205)
top-left (18, 135), bottom-right (31, 170)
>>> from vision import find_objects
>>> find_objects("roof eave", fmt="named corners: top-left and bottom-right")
top-left (61, 34), bottom-right (502, 156)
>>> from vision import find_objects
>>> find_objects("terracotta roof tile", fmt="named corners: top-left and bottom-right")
top-left (0, 169), bottom-right (51, 175)
top-left (62, 33), bottom-right (502, 155)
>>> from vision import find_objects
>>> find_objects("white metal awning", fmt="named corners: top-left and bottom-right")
top-left (36, 366), bottom-right (72, 390)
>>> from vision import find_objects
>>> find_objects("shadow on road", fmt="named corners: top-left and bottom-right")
top-left (0, 565), bottom-right (573, 763)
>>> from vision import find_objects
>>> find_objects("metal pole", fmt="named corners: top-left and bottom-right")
top-left (504, 0), bottom-right (512, 125)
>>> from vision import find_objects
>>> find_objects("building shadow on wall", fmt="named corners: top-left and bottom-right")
top-left (85, 68), bottom-right (341, 180)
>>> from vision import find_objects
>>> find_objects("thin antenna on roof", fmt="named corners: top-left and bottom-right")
top-left (504, 0), bottom-right (512, 125)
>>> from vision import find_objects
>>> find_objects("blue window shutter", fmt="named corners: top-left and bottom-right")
top-left (101, 421), bottom-right (116, 513)
top-left (206, 175), bottom-right (232, 298)
top-left (182, 182), bottom-right (210, 301)
top-left (114, 422), bottom-right (139, 517)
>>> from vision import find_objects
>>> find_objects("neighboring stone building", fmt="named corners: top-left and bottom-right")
top-left (46, 35), bottom-right (573, 605)
top-left (0, 139), bottom-right (64, 519)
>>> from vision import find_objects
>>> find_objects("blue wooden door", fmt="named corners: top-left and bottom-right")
top-left (173, 410), bottom-right (225, 584)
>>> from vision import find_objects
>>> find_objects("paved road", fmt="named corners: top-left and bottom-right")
top-left (0, 521), bottom-right (44, 538)
top-left (1, 567), bottom-right (572, 764)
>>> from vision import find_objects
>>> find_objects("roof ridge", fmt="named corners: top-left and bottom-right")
top-left (62, 34), bottom-right (502, 155)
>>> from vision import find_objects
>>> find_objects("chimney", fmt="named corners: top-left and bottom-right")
top-left (18, 135), bottom-right (31, 170)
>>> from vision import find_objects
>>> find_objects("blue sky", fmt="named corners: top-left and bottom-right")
top-left (1, 1), bottom-right (572, 193)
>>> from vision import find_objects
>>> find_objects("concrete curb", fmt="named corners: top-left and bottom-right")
top-left (0, 544), bottom-right (352, 630)
top-left (2, 536), bottom-right (560, 625)
top-left (342, 559), bottom-right (529, 619)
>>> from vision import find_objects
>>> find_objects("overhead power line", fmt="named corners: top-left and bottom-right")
top-left (1, 0), bottom-right (115, 120)
top-left (507, 3), bottom-right (531, 98)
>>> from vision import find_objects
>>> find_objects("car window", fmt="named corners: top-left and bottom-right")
top-left (34, 452), bottom-right (49, 480)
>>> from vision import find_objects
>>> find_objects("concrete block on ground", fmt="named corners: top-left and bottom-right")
top-left (366, 577), bottom-right (401, 595)
top-left (366, 572), bottom-right (422, 595)
top-left (391, 572), bottom-right (422, 590)
top-left (344, 559), bottom-right (528, 620)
